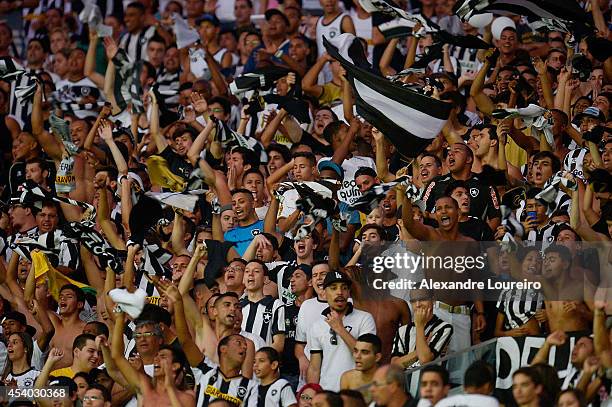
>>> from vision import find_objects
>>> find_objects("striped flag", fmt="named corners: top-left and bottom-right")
top-left (453, 0), bottom-right (587, 23)
top-left (323, 34), bottom-right (452, 156)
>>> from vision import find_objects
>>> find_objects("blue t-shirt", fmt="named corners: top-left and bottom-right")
top-left (224, 220), bottom-right (264, 256)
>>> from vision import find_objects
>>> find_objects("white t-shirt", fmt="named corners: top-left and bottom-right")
top-left (307, 304), bottom-right (376, 391)
top-left (295, 297), bottom-right (329, 358)
top-left (5, 368), bottom-right (40, 388)
top-left (317, 156), bottom-right (377, 205)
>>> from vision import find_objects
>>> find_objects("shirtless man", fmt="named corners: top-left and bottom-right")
top-left (347, 265), bottom-right (410, 363)
top-left (340, 334), bottom-right (383, 404)
top-left (401, 193), bottom-right (486, 376)
top-left (111, 312), bottom-right (195, 407)
top-left (540, 245), bottom-right (593, 333)
top-left (166, 279), bottom-right (256, 378)
top-left (48, 284), bottom-right (88, 368)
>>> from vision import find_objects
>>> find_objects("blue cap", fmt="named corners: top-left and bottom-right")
top-left (317, 160), bottom-right (344, 179)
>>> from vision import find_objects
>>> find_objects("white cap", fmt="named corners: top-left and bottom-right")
top-left (491, 16), bottom-right (516, 41)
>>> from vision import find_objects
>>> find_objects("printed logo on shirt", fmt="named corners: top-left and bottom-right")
top-left (470, 188), bottom-right (479, 198)
top-left (252, 229), bottom-right (261, 237)
top-left (272, 389), bottom-right (278, 396)
top-left (205, 385), bottom-right (242, 405)
top-left (263, 310), bottom-right (272, 323)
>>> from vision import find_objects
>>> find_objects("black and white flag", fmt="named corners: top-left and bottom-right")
top-left (453, 0), bottom-right (586, 24)
top-left (323, 34), bottom-right (452, 156)
top-left (112, 49), bottom-right (145, 114)
top-left (350, 176), bottom-right (409, 213)
top-left (140, 241), bottom-right (172, 278)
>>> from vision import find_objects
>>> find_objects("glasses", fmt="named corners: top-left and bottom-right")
top-left (133, 332), bottom-right (158, 338)
top-left (210, 108), bottom-right (224, 113)
top-left (300, 394), bottom-right (313, 401)
top-left (329, 328), bottom-right (338, 345)
top-left (371, 381), bottom-right (389, 388)
top-left (83, 396), bottom-right (102, 401)
top-left (246, 40), bottom-right (260, 46)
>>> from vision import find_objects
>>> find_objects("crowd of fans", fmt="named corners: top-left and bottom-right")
top-left (0, 0), bottom-right (610, 406)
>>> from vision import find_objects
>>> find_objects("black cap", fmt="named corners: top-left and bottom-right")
top-left (48, 376), bottom-right (77, 396)
top-left (196, 13), bottom-right (220, 27)
top-left (323, 270), bottom-right (352, 289)
top-left (1, 311), bottom-right (37, 337)
top-left (265, 9), bottom-right (289, 26)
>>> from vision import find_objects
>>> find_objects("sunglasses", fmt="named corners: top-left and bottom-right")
top-left (329, 328), bottom-right (338, 345)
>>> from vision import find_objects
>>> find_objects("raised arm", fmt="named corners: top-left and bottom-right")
top-left (160, 281), bottom-right (204, 366)
top-left (372, 128), bottom-right (394, 182)
top-left (84, 31), bottom-right (105, 89)
top-left (2, 254), bottom-right (23, 300)
top-left (260, 109), bottom-right (288, 148)
top-left (470, 54), bottom-right (495, 116)
top-left (302, 54), bottom-right (329, 98)
top-left (533, 57), bottom-right (554, 109)
top-left (149, 90), bottom-right (168, 153)
top-left (34, 348), bottom-right (65, 407)
top-left (79, 245), bottom-right (105, 293)
top-left (401, 188), bottom-right (437, 240)
top-left (32, 84), bottom-right (63, 161)
top-left (27, 299), bottom-right (55, 351)
top-left (99, 120), bottom-right (128, 175)
top-left (111, 312), bottom-right (144, 390)
top-left (379, 38), bottom-right (399, 77)
top-left (83, 106), bottom-right (112, 161)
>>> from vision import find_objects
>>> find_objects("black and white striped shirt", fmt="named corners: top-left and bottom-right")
top-left (254, 378), bottom-right (297, 407)
top-left (496, 287), bottom-right (544, 330)
top-left (266, 261), bottom-right (298, 306)
top-left (156, 68), bottom-right (180, 108)
top-left (526, 221), bottom-right (558, 248)
top-left (9, 67), bottom-right (44, 128)
top-left (240, 295), bottom-right (285, 346)
top-left (192, 358), bottom-right (258, 407)
top-left (119, 26), bottom-right (156, 62)
top-left (391, 314), bottom-right (453, 368)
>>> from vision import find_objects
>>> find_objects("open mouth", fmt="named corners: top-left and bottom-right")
top-left (440, 216), bottom-right (451, 226)
top-left (235, 209), bottom-right (244, 217)
top-left (448, 158), bottom-right (456, 166)
top-left (296, 242), bottom-right (306, 254)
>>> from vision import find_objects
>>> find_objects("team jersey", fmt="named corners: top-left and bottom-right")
top-left (240, 296), bottom-right (285, 345)
top-left (192, 358), bottom-right (258, 407)
top-left (253, 378), bottom-right (297, 407)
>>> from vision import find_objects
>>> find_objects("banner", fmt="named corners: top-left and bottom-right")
top-left (496, 335), bottom-right (577, 389)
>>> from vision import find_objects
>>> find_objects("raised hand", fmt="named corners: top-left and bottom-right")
top-left (191, 92), bottom-right (208, 114)
top-left (103, 37), bottom-right (119, 60)
top-left (48, 348), bottom-right (64, 364)
top-left (545, 330), bottom-right (567, 346)
top-left (95, 334), bottom-right (108, 350)
top-left (98, 120), bottom-right (113, 143)
top-left (193, 243), bottom-right (207, 260)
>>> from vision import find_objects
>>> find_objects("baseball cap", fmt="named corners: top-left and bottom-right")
top-left (323, 270), bottom-right (352, 289)
top-left (575, 106), bottom-right (606, 123)
top-left (265, 9), bottom-right (290, 26)
top-left (48, 376), bottom-right (77, 396)
top-left (196, 13), bottom-right (220, 27)
top-left (1, 311), bottom-right (37, 337)
top-left (317, 160), bottom-right (344, 179)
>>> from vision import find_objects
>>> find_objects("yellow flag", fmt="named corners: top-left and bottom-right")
top-left (146, 155), bottom-right (186, 192)
top-left (31, 251), bottom-right (96, 301)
